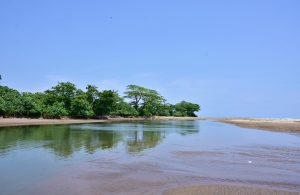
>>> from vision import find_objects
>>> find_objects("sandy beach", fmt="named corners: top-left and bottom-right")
top-left (0, 117), bottom-right (150, 127)
top-left (0, 118), bottom-right (107, 127)
top-left (0, 116), bottom-right (203, 127)
top-left (217, 118), bottom-right (300, 132)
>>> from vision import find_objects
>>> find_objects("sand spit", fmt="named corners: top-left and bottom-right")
top-left (0, 117), bottom-right (144, 127)
top-left (217, 118), bottom-right (300, 132)
top-left (153, 116), bottom-right (204, 120)
top-left (0, 116), bottom-right (203, 127)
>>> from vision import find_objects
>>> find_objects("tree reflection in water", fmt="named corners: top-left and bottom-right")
top-left (0, 121), bottom-right (199, 157)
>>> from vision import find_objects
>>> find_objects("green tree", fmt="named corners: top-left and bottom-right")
top-left (141, 89), bottom-right (165, 117)
top-left (0, 82), bottom-right (200, 119)
top-left (174, 101), bottom-right (200, 117)
top-left (45, 82), bottom-right (77, 112)
top-left (85, 85), bottom-right (99, 105)
top-left (94, 90), bottom-right (120, 116)
top-left (70, 94), bottom-right (94, 118)
top-left (111, 100), bottom-right (139, 117)
top-left (124, 85), bottom-right (165, 116)
top-left (43, 102), bottom-right (68, 119)
top-left (0, 96), bottom-right (5, 116)
top-left (124, 85), bottom-right (147, 110)
top-left (0, 86), bottom-right (23, 117)
top-left (20, 93), bottom-right (43, 118)
top-left (156, 103), bottom-right (174, 116)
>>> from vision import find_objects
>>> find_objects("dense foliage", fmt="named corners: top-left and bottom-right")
top-left (0, 83), bottom-right (200, 119)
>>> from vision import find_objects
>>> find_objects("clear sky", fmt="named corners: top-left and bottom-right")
top-left (0, 0), bottom-right (299, 118)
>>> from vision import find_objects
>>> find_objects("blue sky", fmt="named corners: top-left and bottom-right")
top-left (0, 0), bottom-right (299, 118)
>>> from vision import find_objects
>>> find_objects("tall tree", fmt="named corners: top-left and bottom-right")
top-left (124, 85), bottom-right (147, 110)
top-left (141, 89), bottom-right (165, 117)
top-left (124, 85), bottom-right (165, 116)
top-left (86, 85), bottom-right (99, 105)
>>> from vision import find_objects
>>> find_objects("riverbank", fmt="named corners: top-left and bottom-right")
top-left (1, 117), bottom-right (300, 133)
top-left (0, 118), bottom-right (138, 127)
top-left (0, 116), bottom-right (203, 127)
top-left (217, 118), bottom-right (300, 132)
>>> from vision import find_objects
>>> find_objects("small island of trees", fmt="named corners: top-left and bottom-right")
top-left (0, 82), bottom-right (200, 119)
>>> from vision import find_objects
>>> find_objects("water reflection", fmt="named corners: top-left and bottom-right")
top-left (126, 131), bottom-right (165, 153)
top-left (0, 121), bottom-right (199, 157)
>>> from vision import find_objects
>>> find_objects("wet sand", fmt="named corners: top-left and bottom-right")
top-left (217, 118), bottom-right (300, 132)
top-left (0, 117), bottom-right (151, 127)
top-left (164, 185), bottom-right (300, 195)
top-left (32, 152), bottom-right (300, 195)
top-left (153, 116), bottom-right (204, 120)
top-left (0, 118), bottom-right (106, 127)
top-left (30, 137), bottom-right (300, 194)
top-left (0, 117), bottom-right (203, 127)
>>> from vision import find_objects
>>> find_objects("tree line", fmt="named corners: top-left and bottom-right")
top-left (0, 82), bottom-right (200, 119)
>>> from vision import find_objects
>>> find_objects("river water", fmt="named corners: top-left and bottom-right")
top-left (0, 120), bottom-right (299, 194)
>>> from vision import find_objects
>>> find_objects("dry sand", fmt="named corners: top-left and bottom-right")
top-left (217, 118), bottom-right (300, 132)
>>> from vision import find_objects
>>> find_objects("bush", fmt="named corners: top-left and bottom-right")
top-left (20, 93), bottom-right (43, 118)
top-left (111, 101), bottom-right (139, 117)
top-left (43, 102), bottom-right (68, 119)
top-left (70, 95), bottom-right (94, 118)
top-left (174, 101), bottom-right (200, 117)
top-left (0, 86), bottom-right (23, 117)
top-left (173, 111), bottom-right (183, 117)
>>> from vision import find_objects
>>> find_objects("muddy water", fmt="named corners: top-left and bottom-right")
top-left (0, 120), bottom-right (299, 194)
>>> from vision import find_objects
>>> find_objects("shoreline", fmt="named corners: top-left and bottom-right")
top-left (0, 116), bottom-right (204, 127)
top-left (1, 117), bottom-right (300, 133)
top-left (216, 118), bottom-right (300, 133)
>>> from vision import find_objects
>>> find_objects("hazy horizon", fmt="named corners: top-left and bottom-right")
top-left (1, 0), bottom-right (299, 118)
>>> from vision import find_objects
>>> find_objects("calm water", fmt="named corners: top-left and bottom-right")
top-left (0, 120), bottom-right (300, 194)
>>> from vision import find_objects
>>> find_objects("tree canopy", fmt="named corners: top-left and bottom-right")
top-left (124, 85), bottom-right (167, 116)
top-left (0, 83), bottom-right (200, 119)
top-left (174, 101), bottom-right (200, 117)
